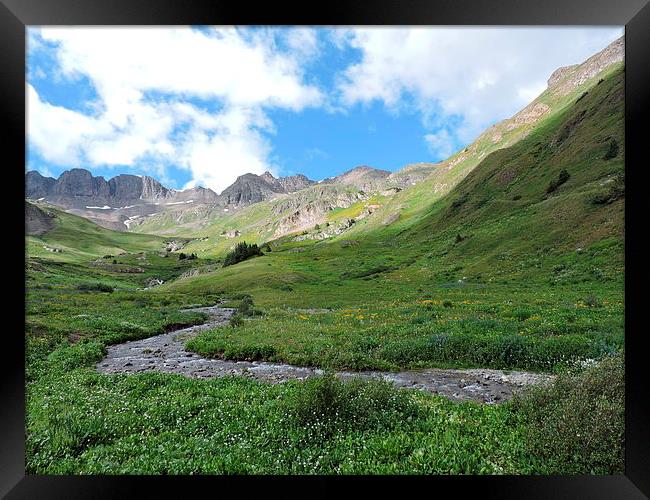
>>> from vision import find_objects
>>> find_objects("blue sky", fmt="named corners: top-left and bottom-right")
top-left (27, 26), bottom-right (623, 193)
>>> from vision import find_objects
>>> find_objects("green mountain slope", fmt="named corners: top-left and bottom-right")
top-left (163, 66), bottom-right (624, 299)
top-left (26, 201), bottom-right (167, 263)
top-left (130, 46), bottom-right (623, 267)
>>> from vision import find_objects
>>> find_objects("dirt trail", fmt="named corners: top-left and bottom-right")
top-left (96, 304), bottom-right (554, 404)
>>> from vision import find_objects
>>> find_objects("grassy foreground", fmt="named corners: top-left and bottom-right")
top-left (25, 226), bottom-right (624, 474)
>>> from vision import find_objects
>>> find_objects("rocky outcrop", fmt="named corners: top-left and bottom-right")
top-left (548, 36), bottom-right (624, 96)
top-left (165, 240), bottom-right (185, 252)
top-left (386, 163), bottom-right (438, 188)
top-left (26, 201), bottom-right (56, 236)
top-left (219, 173), bottom-right (285, 206)
top-left (108, 174), bottom-right (145, 202)
top-left (508, 102), bottom-right (550, 130)
top-left (547, 64), bottom-right (579, 88)
top-left (51, 168), bottom-right (111, 199)
top-left (278, 173), bottom-right (315, 192)
top-left (141, 175), bottom-right (170, 200)
top-left (26, 171), bottom-right (55, 199)
top-left (219, 171), bottom-right (315, 207)
top-left (322, 166), bottom-right (391, 191)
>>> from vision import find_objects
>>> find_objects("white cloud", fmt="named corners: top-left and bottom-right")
top-left (337, 27), bottom-right (623, 147)
top-left (27, 83), bottom-right (113, 165)
top-left (284, 27), bottom-right (320, 62)
top-left (27, 26), bottom-right (323, 193)
top-left (424, 130), bottom-right (454, 160)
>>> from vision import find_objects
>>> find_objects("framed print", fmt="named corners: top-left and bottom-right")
top-left (2, 0), bottom-right (649, 497)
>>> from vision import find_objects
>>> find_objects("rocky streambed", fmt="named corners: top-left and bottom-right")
top-left (96, 304), bottom-right (554, 404)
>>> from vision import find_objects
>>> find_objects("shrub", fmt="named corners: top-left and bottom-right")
top-left (112, 259), bottom-right (117, 265)
top-left (546, 169), bottom-right (570, 194)
top-left (222, 242), bottom-right (263, 267)
top-left (284, 373), bottom-right (418, 439)
top-left (178, 253), bottom-right (187, 260)
top-left (229, 314), bottom-right (244, 328)
top-left (443, 300), bottom-right (453, 308)
top-left (603, 139), bottom-right (619, 160)
top-left (591, 172), bottom-right (624, 205)
top-left (451, 192), bottom-right (469, 211)
top-left (583, 294), bottom-right (602, 308)
top-left (76, 282), bottom-right (113, 293)
top-left (238, 296), bottom-right (254, 317)
top-left (511, 354), bottom-right (624, 474)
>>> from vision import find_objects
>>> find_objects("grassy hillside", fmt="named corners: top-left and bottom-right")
top-left (165, 68), bottom-right (624, 297)
top-left (131, 62), bottom-right (623, 271)
top-left (26, 202), bottom-right (167, 263)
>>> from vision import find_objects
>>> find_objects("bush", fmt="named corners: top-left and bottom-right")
top-left (238, 296), bottom-right (254, 316)
top-left (583, 294), bottom-right (602, 308)
top-left (229, 314), bottom-right (244, 328)
top-left (76, 282), bottom-right (114, 293)
top-left (222, 242), bottom-right (263, 268)
top-left (591, 172), bottom-right (624, 205)
top-left (511, 354), bottom-right (624, 474)
top-left (284, 373), bottom-right (418, 439)
top-left (178, 253), bottom-right (187, 260)
top-left (546, 169), bottom-right (571, 194)
top-left (443, 300), bottom-right (453, 308)
top-left (603, 139), bottom-right (619, 160)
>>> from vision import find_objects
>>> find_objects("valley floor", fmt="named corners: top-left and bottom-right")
top-left (96, 303), bottom-right (553, 404)
top-left (25, 247), bottom-right (624, 475)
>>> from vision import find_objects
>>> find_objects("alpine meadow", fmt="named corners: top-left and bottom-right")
top-left (25, 28), bottom-right (625, 475)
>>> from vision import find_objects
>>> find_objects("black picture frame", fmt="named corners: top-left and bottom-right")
top-left (2, 0), bottom-right (648, 497)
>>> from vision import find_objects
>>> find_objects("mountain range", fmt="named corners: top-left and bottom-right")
top-left (27, 168), bottom-right (323, 231)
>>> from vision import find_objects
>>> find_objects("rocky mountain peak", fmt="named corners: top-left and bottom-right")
top-left (261, 171), bottom-right (276, 182)
top-left (547, 36), bottom-right (624, 96)
top-left (26, 170), bottom-right (56, 199)
top-left (141, 175), bottom-right (170, 200)
top-left (547, 64), bottom-right (579, 88)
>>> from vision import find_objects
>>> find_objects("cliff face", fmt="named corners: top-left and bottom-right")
top-left (321, 166), bottom-right (391, 191)
top-left (26, 171), bottom-right (56, 199)
top-left (50, 168), bottom-right (111, 199)
top-left (141, 176), bottom-right (170, 200)
top-left (218, 171), bottom-right (316, 206)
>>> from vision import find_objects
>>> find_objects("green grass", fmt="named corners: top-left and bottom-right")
top-left (186, 285), bottom-right (622, 372)
top-left (27, 204), bottom-right (166, 263)
top-left (27, 338), bottom-right (541, 475)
